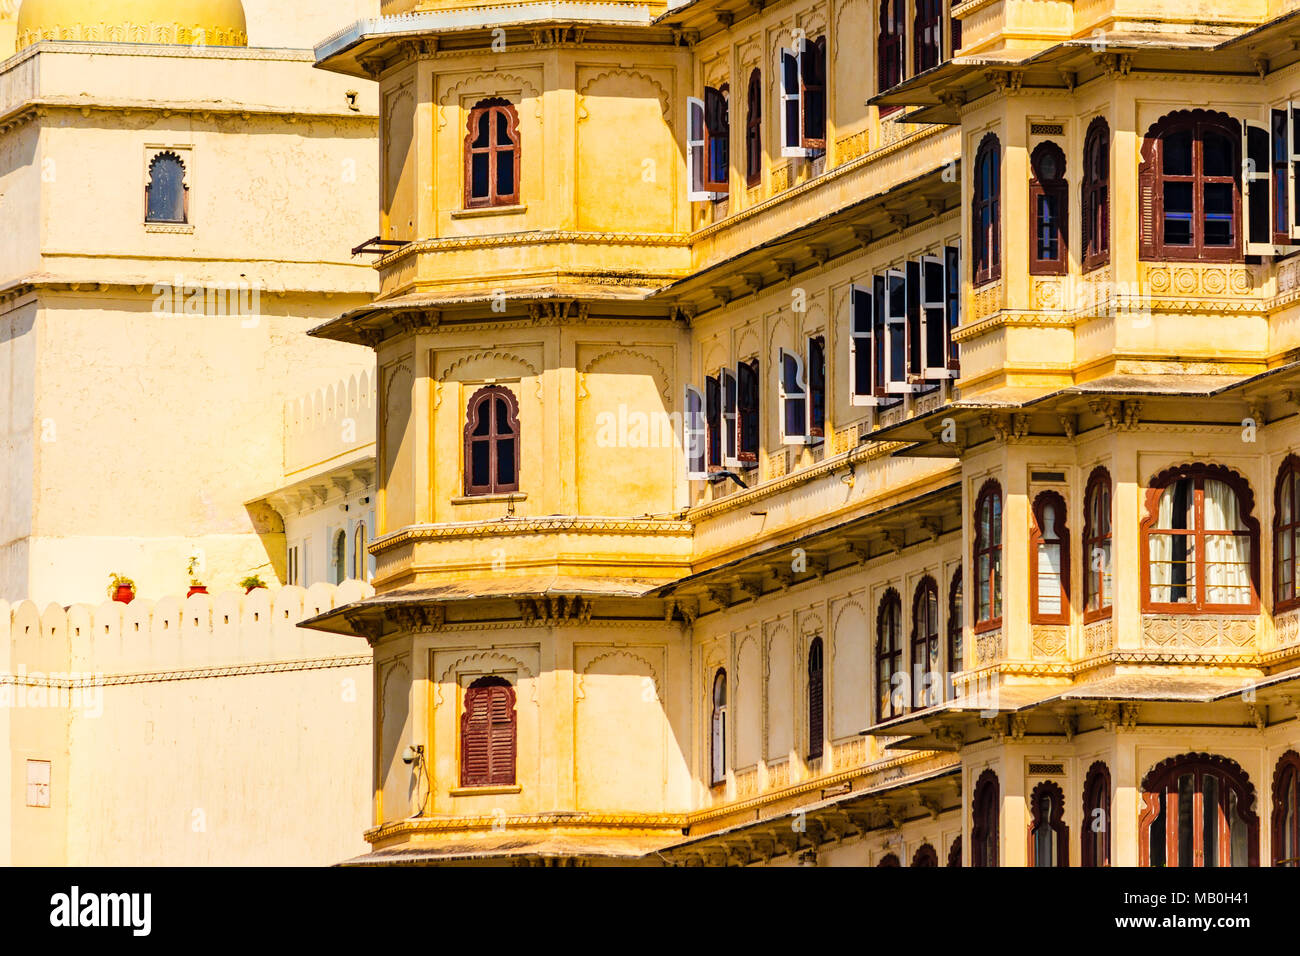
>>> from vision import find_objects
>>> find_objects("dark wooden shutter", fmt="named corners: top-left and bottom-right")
top-left (808, 639), bottom-right (824, 759)
top-left (461, 678), bottom-right (516, 787)
top-left (1139, 141), bottom-right (1158, 259)
top-left (487, 686), bottom-right (517, 785)
top-left (461, 687), bottom-right (491, 786)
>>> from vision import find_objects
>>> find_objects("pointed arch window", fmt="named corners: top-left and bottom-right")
top-left (947, 568), bottom-right (963, 698)
top-left (911, 576), bottom-right (940, 709)
top-left (353, 522), bottom-right (369, 582)
top-left (876, 589), bottom-right (904, 722)
top-left (464, 385), bottom-right (520, 496)
top-left (947, 834), bottom-right (962, 867)
top-left (1274, 751), bottom-right (1300, 866)
top-left (1082, 117), bottom-right (1111, 271)
top-left (971, 769), bottom-right (999, 867)
top-left (710, 669), bottom-right (728, 786)
top-left (1029, 141), bottom-right (1068, 275)
top-left (807, 637), bottom-right (824, 760)
top-left (745, 69), bottom-right (762, 187)
top-left (465, 98), bottom-right (520, 209)
top-left (1029, 780), bottom-right (1068, 867)
top-left (974, 479), bottom-right (1003, 630)
top-left (1030, 490), bottom-right (1069, 625)
top-left (333, 529), bottom-right (346, 585)
top-left (1083, 467), bottom-right (1113, 620)
top-left (1139, 753), bottom-right (1259, 866)
top-left (460, 676), bottom-right (517, 787)
top-left (146, 151), bottom-right (188, 224)
top-left (1274, 455), bottom-right (1300, 612)
top-left (1082, 761), bottom-right (1112, 867)
top-left (877, 853), bottom-right (901, 867)
top-left (911, 843), bottom-right (938, 867)
top-left (1139, 110), bottom-right (1241, 261)
top-left (972, 134), bottom-right (1001, 286)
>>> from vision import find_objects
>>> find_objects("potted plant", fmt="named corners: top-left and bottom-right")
top-left (186, 556), bottom-right (207, 597)
top-left (240, 574), bottom-right (267, 594)
top-left (108, 573), bottom-right (136, 604)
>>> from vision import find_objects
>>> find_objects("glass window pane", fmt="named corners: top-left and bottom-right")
top-left (1177, 773), bottom-right (1195, 866)
top-left (496, 149), bottom-right (514, 197)
top-left (496, 438), bottom-right (515, 485)
top-left (471, 152), bottom-right (489, 198)
top-left (1202, 131), bottom-right (1233, 176)
top-left (1164, 130), bottom-right (1193, 175)
top-left (471, 440), bottom-right (489, 486)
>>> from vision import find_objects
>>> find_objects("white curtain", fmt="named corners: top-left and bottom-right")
top-left (1204, 479), bottom-right (1251, 604)
top-left (1037, 543), bottom-right (1062, 615)
top-left (1150, 487), bottom-right (1175, 602)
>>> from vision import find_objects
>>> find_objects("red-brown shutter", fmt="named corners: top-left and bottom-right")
top-left (461, 688), bottom-right (490, 786)
top-left (461, 678), bottom-right (517, 787)
top-left (1139, 141), bottom-right (1158, 259)
top-left (487, 686), bottom-right (517, 785)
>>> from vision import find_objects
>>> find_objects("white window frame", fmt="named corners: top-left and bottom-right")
top-left (778, 346), bottom-right (811, 444)
top-left (778, 48), bottom-right (808, 159)
top-left (685, 384), bottom-right (707, 479)
top-left (721, 367), bottom-right (740, 467)
top-left (687, 97), bottom-right (725, 202)
top-left (1244, 118), bottom-right (1275, 257)
top-left (885, 268), bottom-right (922, 394)
top-left (920, 253), bottom-right (953, 379)
top-left (849, 282), bottom-right (881, 405)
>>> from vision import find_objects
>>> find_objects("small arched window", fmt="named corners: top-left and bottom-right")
top-left (464, 385), bottom-right (520, 496)
top-left (333, 529), bottom-right (346, 585)
top-left (1139, 110), bottom-right (1240, 261)
top-left (807, 637), bottom-right (824, 760)
top-left (1029, 780), bottom-right (1068, 867)
top-left (911, 843), bottom-right (939, 867)
top-left (911, 576), bottom-right (940, 709)
top-left (146, 151), bottom-right (188, 224)
top-left (972, 134), bottom-right (1001, 286)
top-left (1139, 753), bottom-right (1259, 867)
top-left (1029, 141), bottom-right (1067, 275)
top-left (878, 0), bottom-right (905, 95)
top-left (971, 768), bottom-right (999, 867)
top-left (947, 834), bottom-right (962, 867)
top-left (465, 98), bottom-right (520, 209)
top-left (1274, 455), bottom-right (1300, 612)
top-left (710, 669), bottom-right (727, 786)
top-left (945, 569), bottom-right (962, 699)
top-left (876, 588), bottom-right (904, 722)
top-left (1083, 467), bottom-right (1113, 620)
top-left (974, 479), bottom-right (1002, 630)
top-left (914, 0), bottom-right (942, 73)
top-left (1082, 117), bottom-right (1110, 271)
top-left (745, 69), bottom-right (762, 187)
top-left (1030, 491), bottom-right (1069, 625)
top-left (1274, 750), bottom-right (1300, 866)
top-left (353, 522), bottom-right (369, 582)
top-left (877, 852), bottom-right (901, 867)
top-left (1142, 464), bottom-right (1258, 612)
top-left (1082, 761), bottom-right (1112, 867)
top-left (460, 676), bottom-right (517, 787)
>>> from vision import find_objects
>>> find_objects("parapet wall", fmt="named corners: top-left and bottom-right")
top-left (283, 371), bottom-right (376, 479)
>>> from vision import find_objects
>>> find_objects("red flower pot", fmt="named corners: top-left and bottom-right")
top-left (113, 584), bottom-right (135, 604)
top-left (187, 585), bottom-right (208, 597)
top-left (245, 585), bottom-right (265, 594)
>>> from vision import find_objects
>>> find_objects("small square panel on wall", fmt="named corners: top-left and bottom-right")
top-left (26, 759), bottom-right (51, 808)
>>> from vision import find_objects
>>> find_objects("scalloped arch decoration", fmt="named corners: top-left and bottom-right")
top-left (576, 69), bottom-right (670, 124)
top-left (437, 73), bottom-right (541, 129)
top-left (576, 649), bottom-right (662, 700)
top-left (434, 650), bottom-right (537, 706)
top-left (580, 348), bottom-right (671, 402)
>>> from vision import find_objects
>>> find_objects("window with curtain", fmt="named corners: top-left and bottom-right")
top-left (465, 98), bottom-right (520, 208)
top-left (460, 676), bottom-right (517, 787)
top-left (146, 152), bottom-right (188, 224)
top-left (1274, 455), bottom-right (1300, 611)
top-left (1082, 761), bottom-right (1112, 867)
top-left (971, 769), bottom-right (999, 867)
top-left (1084, 467), bottom-right (1113, 619)
top-left (973, 134), bottom-right (1001, 286)
top-left (911, 843), bottom-right (938, 867)
top-left (745, 69), bottom-right (762, 187)
top-left (1139, 110), bottom-right (1240, 261)
top-left (876, 589), bottom-right (903, 722)
top-left (1030, 491), bottom-right (1069, 625)
top-left (911, 577), bottom-right (940, 709)
top-left (974, 479), bottom-right (1003, 629)
top-left (1029, 780), bottom-right (1068, 867)
top-left (1274, 750), bottom-right (1300, 866)
top-left (947, 568), bottom-right (962, 698)
top-left (464, 385), bottom-right (520, 496)
top-left (807, 638), bottom-right (824, 760)
top-left (1029, 141), bottom-right (1068, 275)
top-left (1082, 117), bottom-right (1110, 270)
top-left (710, 669), bottom-right (727, 786)
top-left (1143, 464), bottom-right (1257, 612)
top-left (1139, 754), bottom-right (1258, 867)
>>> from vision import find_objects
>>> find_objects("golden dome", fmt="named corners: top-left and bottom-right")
top-left (16, 0), bottom-right (248, 51)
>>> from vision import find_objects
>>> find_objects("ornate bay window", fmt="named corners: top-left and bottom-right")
top-left (974, 479), bottom-right (1003, 630)
top-left (1029, 141), bottom-right (1068, 275)
top-left (1083, 467), bottom-right (1113, 620)
top-left (1139, 753), bottom-right (1258, 867)
top-left (876, 588), bottom-right (904, 722)
top-left (972, 134), bottom-right (1001, 286)
top-left (1030, 491), bottom-right (1069, 625)
top-left (1139, 110), bottom-right (1241, 261)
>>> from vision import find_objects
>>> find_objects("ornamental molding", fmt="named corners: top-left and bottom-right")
top-left (384, 231), bottom-right (690, 258)
top-left (0, 655), bottom-right (369, 688)
top-left (436, 71), bottom-right (542, 129)
top-left (18, 22), bottom-right (248, 48)
top-left (1083, 618), bottom-right (1114, 657)
top-left (436, 349), bottom-right (540, 384)
top-left (1031, 625), bottom-right (1068, 659)
top-left (577, 68), bottom-right (670, 122)
top-left (1143, 263), bottom-right (1253, 298)
top-left (366, 810), bottom-right (688, 843)
top-left (1273, 609), bottom-right (1300, 650)
top-left (576, 648), bottom-right (662, 700)
top-left (372, 516), bottom-right (693, 548)
top-left (517, 595), bottom-right (594, 625)
top-left (950, 308), bottom-right (1077, 341)
top-left (435, 650), bottom-right (536, 705)
top-left (974, 628), bottom-right (1003, 666)
top-left (580, 347), bottom-right (671, 402)
top-left (386, 604), bottom-right (445, 633)
top-left (1141, 615), bottom-right (1258, 651)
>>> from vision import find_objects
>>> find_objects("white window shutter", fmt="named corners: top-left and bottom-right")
top-left (687, 97), bottom-right (710, 202)
top-left (849, 282), bottom-right (878, 405)
top-left (777, 347), bottom-right (810, 444)
top-left (885, 269), bottom-right (920, 395)
top-left (1244, 119), bottom-right (1274, 257)
top-left (920, 254), bottom-right (952, 379)
top-left (684, 384), bottom-right (707, 479)
top-left (779, 49), bottom-right (807, 158)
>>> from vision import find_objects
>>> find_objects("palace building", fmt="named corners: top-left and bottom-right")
top-left (302, 0), bottom-right (1300, 866)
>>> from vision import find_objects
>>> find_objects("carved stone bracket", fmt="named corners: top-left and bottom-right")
top-left (343, 611), bottom-right (384, 646)
top-left (517, 595), bottom-right (593, 625)
top-left (386, 604), bottom-right (445, 633)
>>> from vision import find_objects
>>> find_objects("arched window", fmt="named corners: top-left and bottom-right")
top-left (807, 637), bottom-right (824, 760)
top-left (971, 768), bottom-right (999, 867)
top-left (947, 834), bottom-right (962, 867)
top-left (911, 577), bottom-right (940, 709)
top-left (876, 588), bottom-right (904, 722)
top-left (1139, 110), bottom-right (1240, 261)
top-left (1082, 117), bottom-right (1110, 271)
top-left (1082, 761), bottom-right (1112, 867)
top-left (465, 98), bottom-right (520, 208)
top-left (974, 479), bottom-right (1002, 630)
top-left (353, 522), bottom-right (369, 582)
top-left (460, 676), bottom-right (517, 787)
top-left (1029, 780), bottom-right (1068, 867)
top-left (333, 529), bottom-right (346, 585)
top-left (745, 69), bottom-right (762, 187)
top-left (1274, 455), bottom-right (1300, 612)
top-left (877, 852), bottom-right (901, 867)
top-left (911, 843), bottom-right (938, 867)
top-left (1029, 141), bottom-right (1067, 275)
top-left (1142, 464), bottom-right (1258, 612)
top-left (1274, 750), bottom-right (1300, 866)
top-left (1139, 753), bottom-right (1259, 866)
top-left (913, 0), bottom-right (942, 73)
top-left (1083, 467), bottom-right (1113, 620)
top-left (146, 152), bottom-right (188, 224)
top-left (710, 669), bottom-right (727, 786)
top-left (464, 385), bottom-right (520, 496)
top-left (947, 568), bottom-right (962, 698)
top-left (972, 134), bottom-right (1001, 286)
top-left (704, 84), bottom-right (730, 193)
top-left (878, 0), bottom-right (905, 95)
top-left (1030, 491), bottom-right (1069, 625)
